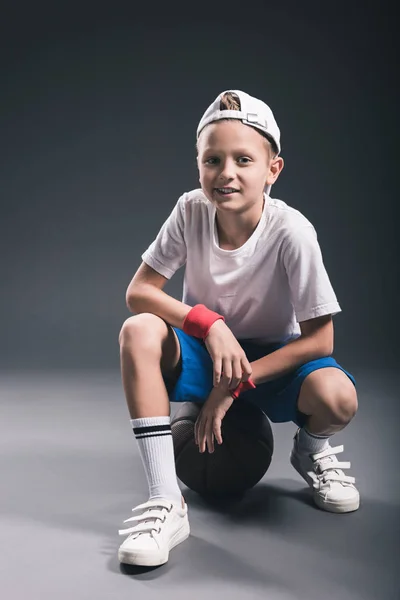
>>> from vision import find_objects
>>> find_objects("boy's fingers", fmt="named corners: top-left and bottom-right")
top-left (213, 418), bottom-right (223, 444)
top-left (207, 430), bottom-right (214, 453)
top-left (213, 357), bottom-right (222, 386)
top-left (196, 417), bottom-right (204, 451)
top-left (229, 358), bottom-right (243, 389)
top-left (241, 357), bottom-right (252, 381)
top-left (200, 433), bottom-right (206, 453)
top-left (221, 358), bottom-right (232, 387)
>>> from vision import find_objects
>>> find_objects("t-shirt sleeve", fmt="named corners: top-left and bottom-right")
top-left (282, 225), bottom-right (341, 322)
top-left (141, 194), bottom-right (187, 279)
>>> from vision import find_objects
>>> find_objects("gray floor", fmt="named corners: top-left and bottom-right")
top-left (1, 368), bottom-right (399, 600)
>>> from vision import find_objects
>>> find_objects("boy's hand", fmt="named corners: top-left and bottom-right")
top-left (205, 319), bottom-right (252, 389)
top-left (194, 385), bottom-right (234, 454)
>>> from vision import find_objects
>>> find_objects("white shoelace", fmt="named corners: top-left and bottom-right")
top-left (307, 445), bottom-right (356, 491)
top-left (119, 499), bottom-right (173, 538)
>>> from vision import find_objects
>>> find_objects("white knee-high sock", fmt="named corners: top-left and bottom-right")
top-left (131, 416), bottom-right (182, 505)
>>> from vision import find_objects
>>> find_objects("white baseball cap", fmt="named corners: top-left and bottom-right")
top-left (196, 89), bottom-right (281, 155)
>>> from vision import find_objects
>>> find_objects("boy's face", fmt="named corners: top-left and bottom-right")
top-left (197, 120), bottom-right (280, 212)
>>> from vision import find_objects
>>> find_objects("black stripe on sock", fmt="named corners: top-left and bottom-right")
top-left (135, 431), bottom-right (172, 439)
top-left (133, 424), bottom-right (171, 435)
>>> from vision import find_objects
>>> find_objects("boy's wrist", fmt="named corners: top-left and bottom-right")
top-left (182, 304), bottom-right (225, 340)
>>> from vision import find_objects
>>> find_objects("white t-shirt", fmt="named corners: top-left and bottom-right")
top-left (141, 188), bottom-right (341, 344)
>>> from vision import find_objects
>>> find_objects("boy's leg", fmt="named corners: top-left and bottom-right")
top-left (297, 367), bottom-right (358, 437)
top-left (119, 313), bottom-right (181, 419)
top-left (291, 366), bottom-right (360, 513)
top-left (118, 313), bottom-right (189, 566)
top-left (119, 313), bottom-right (183, 504)
top-left (238, 344), bottom-right (360, 513)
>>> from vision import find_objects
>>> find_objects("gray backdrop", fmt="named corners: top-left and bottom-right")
top-left (1, 2), bottom-right (397, 372)
top-left (1, 6), bottom-right (399, 599)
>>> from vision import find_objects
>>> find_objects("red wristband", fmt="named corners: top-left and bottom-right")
top-left (230, 378), bottom-right (256, 400)
top-left (182, 304), bottom-right (225, 340)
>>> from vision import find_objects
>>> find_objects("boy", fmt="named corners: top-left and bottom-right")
top-left (118, 90), bottom-right (359, 567)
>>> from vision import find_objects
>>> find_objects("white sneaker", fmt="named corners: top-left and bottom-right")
top-left (290, 430), bottom-right (360, 513)
top-left (118, 498), bottom-right (190, 566)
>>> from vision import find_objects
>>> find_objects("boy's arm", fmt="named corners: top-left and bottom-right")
top-left (250, 314), bottom-right (333, 385)
top-left (126, 261), bottom-right (192, 328)
top-left (247, 223), bottom-right (340, 385)
top-left (127, 262), bottom-right (254, 390)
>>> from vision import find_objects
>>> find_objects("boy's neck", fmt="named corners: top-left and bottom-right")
top-left (215, 200), bottom-right (264, 250)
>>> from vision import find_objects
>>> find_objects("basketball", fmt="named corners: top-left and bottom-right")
top-left (171, 400), bottom-right (274, 498)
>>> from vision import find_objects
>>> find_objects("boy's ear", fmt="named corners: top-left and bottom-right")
top-left (266, 156), bottom-right (284, 186)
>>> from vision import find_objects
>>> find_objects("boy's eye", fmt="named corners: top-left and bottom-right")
top-left (204, 157), bottom-right (251, 165)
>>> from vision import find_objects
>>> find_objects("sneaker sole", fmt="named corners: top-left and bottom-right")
top-left (118, 518), bottom-right (190, 567)
top-left (290, 451), bottom-right (360, 514)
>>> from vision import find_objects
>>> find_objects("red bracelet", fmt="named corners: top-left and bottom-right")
top-left (182, 304), bottom-right (225, 340)
top-left (230, 378), bottom-right (256, 400)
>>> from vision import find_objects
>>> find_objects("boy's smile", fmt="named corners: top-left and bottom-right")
top-left (214, 187), bottom-right (239, 199)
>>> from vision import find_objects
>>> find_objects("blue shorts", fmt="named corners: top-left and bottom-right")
top-left (166, 328), bottom-right (356, 428)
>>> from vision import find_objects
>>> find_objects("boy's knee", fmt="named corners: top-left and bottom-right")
top-left (320, 383), bottom-right (358, 425)
top-left (299, 368), bottom-right (357, 424)
top-left (333, 386), bottom-right (358, 423)
top-left (119, 313), bottom-right (167, 351)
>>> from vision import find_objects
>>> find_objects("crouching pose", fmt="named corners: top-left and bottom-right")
top-left (118, 89), bottom-right (359, 567)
